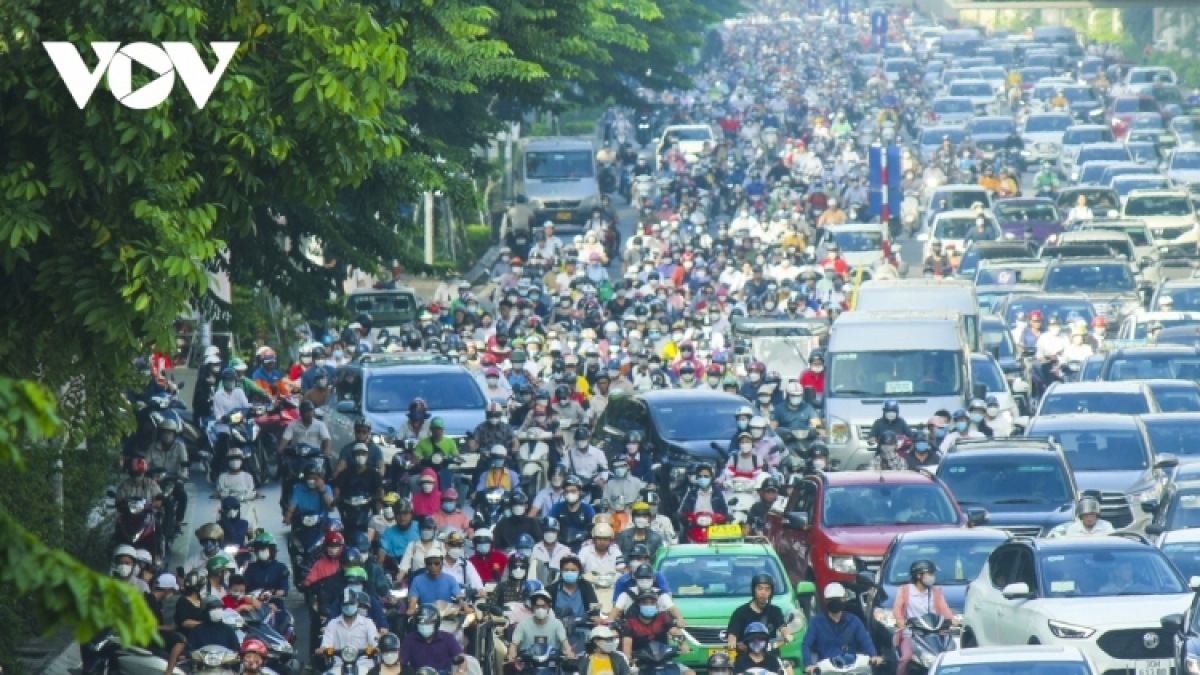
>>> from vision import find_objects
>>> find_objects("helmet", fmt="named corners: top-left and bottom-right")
top-left (196, 523), bottom-right (224, 542)
top-left (183, 569), bottom-right (206, 593)
top-left (344, 566), bottom-right (368, 582)
top-left (751, 573), bottom-right (774, 594)
top-left (758, 477), bottom-right (780, 492)
top-left (416, 604), bottom-right (440, 625)
top-left (592, 523), bottom-right (615, 538)
top-left (809, 441), bottom-right (829, 458)
top-left (634, 563), bottom-right (654, 579)
top-left (379, 633), bottom-right (402, 653)
top-left (474, 528), bottom-right (493, 542)
top-left (910, 559), bottom-right (937, 579)
top-left (324, 531), bottom-right (345, 547)
top-left (883, 399), bottom-right (899, 413)
top-left (743, 622), bottom-right (770, 639)
top-left (206, 554), bottom-right (232, 574)
top-left (113, 544), bottom-right (137, 561)
top-left (252, 531), bottom-right (276, 548)
top-left (516, 533), bottom-right (535, 550)
top-left (1029, 310), bottom-right (1044, 321)
top-left (541, 516), bottom-right (560, 531)
top-left (1077, 496), bottom-right (1101, 516)
top-left (880, 430), bottom-right (898, 446)
top-left (220, 367), bottom-right (237, 381)
top-left (708, 652), bottom-right (734, 671)
top-left (240, 639), bottom-right (269, 657)
top-left (734, 405), bottom-right (754, 419)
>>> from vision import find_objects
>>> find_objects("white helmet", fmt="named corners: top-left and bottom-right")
top-left (592, 523), bottom-right (615, 538)
top-left (474, 528), bottom-right (493, 541)
top-left (749, 416), bottom-right (769, 430)
top-left (735, 406), bottom-right (754, 418)
top-left (204, 346), bottom-right (221, 358)
top-left (113, 544), bottom-right (137, 561)
top-left (134, 549), bottom-right (154, 567)
top-left (785, 382), bottom-right (803, 397)
top-left (204, 354), bottom-right (222, 366)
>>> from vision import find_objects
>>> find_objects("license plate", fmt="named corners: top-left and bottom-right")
top-left (983, 152), bottom-right (995, 160)
top-left (707, 523), bottom-right (743, 539)
top-left (706, 648), bottom-right (737, 660)
top-left (556, 211), bottom-right (572, 220)
top-left (1135, 659), bottom-right (1171, 675)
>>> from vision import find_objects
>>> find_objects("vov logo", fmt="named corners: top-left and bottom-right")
top-left (43, 42), bottom-right (240, 110)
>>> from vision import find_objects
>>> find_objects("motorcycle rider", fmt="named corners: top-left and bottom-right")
top-left (433, 488), bottom-right (471, 534)
top-left (184, 523), bottom-right (225, 574)
top-left (238, 639), bottom-right (270, 675)
top-left (146, 415), bottom-right (188, 526)
top-left (680, 462), bottom-right (729, 520)
top-left (939, 408), bottom-right (987, 452)
top-left (619, 588), bottom-right (687, 662)
top-left (495, 491), bottom-right (543, 551)
top-left (303, 531), bottom-right (346, 589)
top-left (532, 517), bottom-right (572, 573)
top-left (335, 418), bottom-right (385, 478)
top-left (407, 544), bottom-right (463, 613)
top-left (188, 595), bottom-right (240, 651)
top-left (774, 382), bottom-right (818, 435)
top-left (617, 503), bottom-right (665, 560)
top-left (216, 495), bottom-right (250, 546)
top-left (998, 166), bottom-right (1020, 197)
top-left (867, 399), bottom-right (911, 446)
top-left (531, 463), bottom-right (568, 518)
top-left (504, 195), bottom-right (536, 251)
top-left (872, 430), bottom-right (908, 471)
top-left (1035, 315), bottom-right (1069, 382)
top-left (278, 399), bottom-right (332, 464)
top-left (471, 401), bottom-right (519, 455)
top-left (817, 198), bottom-right (847, 227)
top-left (580, 625), bottom-right (631, 675)
top-left (115, 454), bottom-right (163, 504)
top-left (602, 455), bottom-right (645, 507)
top-left (1056, 495), bottom-right (1115, 537)
top-left (579, 522), bottom-right (625, 576)
top-left (802, 583), bottom-right (880, 674)
top-left (735, 622), bottom-right (791, 675)
top-left (904, 430), bottom-right (942, 470)
top-left (400, 605), bottom-right (463, 673)
top-left (399, 516), bottom-right (444, 576)
top-left (320, 589), bottom-right (379, 655)
top-left (1062, 321), bottom-right (1095, 362)
top-left (334, 443), bottom-right (384, 541)
top-left (983, 395), bottom-right (1014, 438)
top-left (893, 561), bottom-right (957, 675)
top-left (508, 588), bottom-right (576, 662)
top-left (113, 544), bottom-right (151, 593)
top-left (443, 531), bottom-right (485, 596)
top-left (727, 573), bottom-right (793, 650)
top-left (244, 532), bottom-right (290, 597)
top-left (1033, 161), bottom-right (1059, 194)
top-left (213, 447), bottom-right (256, 498)
top-left (211, 367), bottom-right (251, 473)
top-left (142, 573), bottom-right (186, 675)
top-left (469, 528), bottom-right (508, 584)
top-left (284, 459), bottom-right (334, 527)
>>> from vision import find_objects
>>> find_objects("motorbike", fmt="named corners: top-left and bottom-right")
top-left (288, 510), bottom-right (328, 583)
top-left (82, 631), bottom-right (187, 675)
top-left (115, 497), bottom-right (163, 561)
top-left (585, 570), bottom-right (619, 613)
top-left (386, 441), bottom-right (419, 498)
top-left (190, 646), bottom-right (239, 675)
top-left (338, 490), bottom-right (374, 543)
top-left (633, 642), bottom-right (683, 675)
top-left (213, 406), bottom-right (266, 485)
top-left (147, 468), bottom-right (183, 547)
top-left (279, 443), bottom-right (324, 510)
top-left (518, 643), bottom-right (566, 675)
top-left (636, 119), bottom-right (653, 147)
top-left (254, 399), bottom-right (298, 482)
top-left (318, 646), bottom-right (376, 675)
top-left (682, 511), bottom-right (729, 544)
top-left (901, 191), bottom-right (920, 234)
top-left (241, 604), bottom-right (302, 675)
top-left (515, 427), bottom-right (553, 497)
top-left (724, 476), bottom-right (759, 525)
top-left (905, 614), bottom-right (959, 675)
top-left (632, 175), bottom-right (656, 205)
top-left (813, 653), bottom-right (872, 675)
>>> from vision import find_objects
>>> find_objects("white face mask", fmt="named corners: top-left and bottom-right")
top-left (740, 443), bottom-right (753, 453)
top-left (115, 563), bottom-right (133, 578)
top-left (226, 509), bottom-right (238, 518)
top-left (512, 505), bottom-right (527, 517)
top-left (789, 396), bottom-right (804, 406)
top-left (634, 516), bottom-right (650, 528)
top-left (565, 492), bottom-right (580, 504)
top-left (534, 608), bottom-right (549, 621)
top-left (884, 412), bottom-right (897, 421)
top-left (382, 507), bottom-right (394, 520)
top-left (613, 467), bottom-right (628, 478)
top-left (812, 459), bottom-right (827, 471)
top-left (257, 550), bottom-right (271, 561)
top-left (382, 653), bottom-right (401, 666)
top-left (421, 483), bottom-right (434, 493)
top-left (209, 609), bottom-right (225, 622)
top-left (355, 455), bottom-right (367, 466)
top-left (449, 547), bottom-right (464, 559)
top-left (812, 365), bottom-right (824, 373)
top-left (229, 460), bottom-right (242, 470)
top-left (511, 568), bottom-right (527, 580)
top-left (1049, 326), bottom-right (1061, 335)
top-left (544, 532), bottom-right (558, 544)
top-left (986, 406), bottom-right (999, 416)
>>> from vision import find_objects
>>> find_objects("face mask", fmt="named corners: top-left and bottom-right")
top-left (575, 439), bottom-right (589, 450)
top-left (598, 638), bottom-right (618, 654)
top-left (613, 467), bottom-right (629, 478)
top-left (333, 351), bottom-right (345, 360)
top-left (740, 443), bottom-right (754, 454)
top-left (512, 567), bottom-right (527, 580)
top-left (512, 505), bottom-right (527, 517)
top-left (639, 605), bottom-right (659, 619)
top-left (1049, 326), bottom-right (1061, 336)
top-left (486, 377), bottom-right (499, 387)
top-left (812, 365), bottom-right (824, 373)
top-left (420, 529), bottom-right (434, 541)
top-left (382, 507), bottom-right (394, 520)
top-left (229, 460), bottom-right (242, 471)
top-left (477, 543), bottom-right (492, 554)
top-left (447, 545), bottom-right (465, 558)
top-left (565, 492), bottom-right (580, 504)
top-left (934, 426), bottom-right (947, 439)
top-left (306, 479), bottom-right (318, 489)
top-left (826, 599), bottom-right (845, 613)
top-left (749, 372), bottom-right (761, 383)
top-left (441, 501), bottom-right (456, 513)
top-left (921, 573), bottom-right (936, 586)
top-left (210, 609), bottom-right (226, 622)
top-left (750, 640), bottom-right (767, 654)
top-left (697, 477), bottom-right (712, 489)
top-left (257, 550), bottom-right (271, 561)
top-left (222, 382), bottom-right (235, 392)
top-left (382, 652), bottom-right (401, 665)
top-left (534, 608), bottom-right (549, 621)
top-left (969, 413), bottom-right (983, 424)
top-left (737, 418), bottom-right (749, 430)
top-left (488, 416), bottom-right (502, 426)
top-left (115, 564), bottom-right (133, 578)
top-left (421, 483), bottom-right (434, 494)
top-left (204, 541), bottom-right (220, 556)
top-left (955, 421), bottom-right (968, 433)
top-left (812, 459), bottom-right (827, 471)
top-left (226, 509), bottom-right (239, 518)
top-left (417, 623), bottom-right (435, 637)
top-left (347, 584), bottom-right (363, 594)
top-left (637, 578), bottom-right (653, 590)
top-left (884, 412), bottom-right (897, 421)
top-left (355, 455), bottom-right (367, 466)
top-left (551, 475), bottom-right (564, 488)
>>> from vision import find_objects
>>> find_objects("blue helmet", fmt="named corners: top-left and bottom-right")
top-left (541, 516), bottom-right (560, 531)
top-left (744, 622), bottom-right (769, 639)
top-left (883, 399), bottom-right (899, 413)
top-left (220, 496), bottom-right (240, 513)
top-left (516, 533), bottom-right (535, 550)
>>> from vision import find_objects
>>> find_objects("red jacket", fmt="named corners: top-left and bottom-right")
top-left (799, 369), bottom-right (825, 395)
top-left (304, 557), bottom-right (342, 588)
top-left (470, 550), bottom-right (509, 584)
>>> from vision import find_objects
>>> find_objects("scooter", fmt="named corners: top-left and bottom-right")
top-left (901, 191), bottom-right (919, 234)
top-left (242, 604), bottom-right (302, 675)
top-left (190, 646), bottom-right (239, 675)
top-left (81, 631), bottom-right (187, 675)
top-left (516, 427), bottom-right (553, 497)
top-left (814, 653), bottom-right (872, 675)
top-left (724, 476), bottom-right (759, 525)
top-left (115, 497), bottom-right (163, 561)
top-left (681, 511), bottom-right (728, 544)
top-left (518, 643), bottom-right (566, 675)
top-left (339, 491), bottom-right (374, 543)
top-left (279, 443), bottom-right (324, 510)
top-left (585, 570), bottom-right (619, 614)
top-left (905, 614), bottom-right (959, 675)
top-left (288, 510), bottom-right (328, 583)
top-left (633, 642), bottom-right (683, 675)
top-left (317, 646), bottom-right (377, 675)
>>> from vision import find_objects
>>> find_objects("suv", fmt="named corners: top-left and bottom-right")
top-left (1100, 345), bottom-right (1200, 382)
top-left (654, 539), bottom-right (813, 670)
top-left (1040, 257), bottom-right (1143, 328)
top-left (1037, 381), bottom-right (1158, 417)
top-left (937, 438), bottom-right (1078, 538)
top-left (765, 470), bottom-right (984, 602)
top-left (326, 354), bottom-right (488, 462)
top-left (962, 535), bottom-right (1194, 675)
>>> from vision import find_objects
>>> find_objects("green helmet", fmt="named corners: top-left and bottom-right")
top-left (252, 531), bottom-right (276, 547)
top-left (430, 417), bottom-right (445, 429)
top-left (229, 357), bottom-right (247, 371)
top-left (344, 566), bottom-right (368, 581)
top-left (206, 553), bottom-right (232, 574)
top-left (722, 375), bottom-right (739, 387)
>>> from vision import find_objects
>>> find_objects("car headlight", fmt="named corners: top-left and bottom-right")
top-left (829, 417), bottom-right (851, 445)
top-left (874, 608), bottom-right (898, 630)
top-left (828, 554), bottom-right (857, 575)
top-left (1129, 482), bottom-right (1163, 505)
top-left (528, 198), bottom-right (545, 210)
top-left (1048, 619), bottom-right (1095, 639)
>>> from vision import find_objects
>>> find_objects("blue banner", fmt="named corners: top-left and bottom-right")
top-left (868, 145), bottom-right (883, 219)
top-left (871, 10), bottom-right (888, 35)
top-left (888, 145), bottom-right (902, 219)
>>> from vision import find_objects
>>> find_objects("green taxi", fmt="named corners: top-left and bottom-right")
top-left (653, 532), bottom-right (814, 671)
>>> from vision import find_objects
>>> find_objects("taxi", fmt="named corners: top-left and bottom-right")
top-left (652, 527), bottom-right (814, 670)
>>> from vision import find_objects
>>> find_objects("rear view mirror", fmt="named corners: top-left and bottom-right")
top-left (966, 507), bottom-right (990, 526)
top-left (1141, 499), bottom-right (1159, 514)
top-left (1146, 524), bottom-right (1165, 536)
top-left (1163, 613), bottom-right (1185, 634)
top-left (1001, 582), bottom-right (1032, 599)
top-left (1155, 454), bottom-right (1179, 469)
top-left (335, 400), bottom-right (359, 414)
top-left (784, 512), bottom-right (810, 530)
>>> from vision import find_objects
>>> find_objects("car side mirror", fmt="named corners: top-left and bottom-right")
top-left (1191, 577), bottom-right (1200, 592)
top-left (1163, 613), bottom-right (1185, 634)
top-left (784, 511), bottom-right (810, 531)
top-left (972, 383), bottom-right (988, 400)
top-left (1146, 523), bottom-right (1165, 536)
top-left (857, 571), bottom-right (878, 589)
top-left (1155, 454), bottom-right (1179, 469)
top-left (335, 400), bottom-right (359, 414)
top-left (966, 507), bottom-right (990, 526)
top-left (1001, 582), bottom-right (1032, 599)
top-left (1141, 499), bottom-right (1160, 514)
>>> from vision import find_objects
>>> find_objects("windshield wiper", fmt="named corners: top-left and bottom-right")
top-left (993, 498), bottom-right (1047, 504)
top-left (830, 389), bottom-right (880, 397)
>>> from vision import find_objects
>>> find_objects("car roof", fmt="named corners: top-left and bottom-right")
top-left (1027, 413), bottom-right (1142, 430)
top-left (938, 645), bottom-right (1088, 665)
top-left (1046, 381), bottom-right (1149, 393)
top-left (1140, 412), bottom-right (1200, 423)
top-left (894, 528), bottom-right (1011, 543)
top-left (658, 541), bottom-right (777, 557)
top-left (1045, 256), bottom-right (1129, 266)
top-left (629, 389), bottom-right (748, 405)
top-left (1125, 190), bottom-right (1190, 198)
top-left (1065, 124), bottom-right (1110, 132)
top-left (819, 470), bottom-right (941, 486)
top-left (1108, 344), bottom-right (1200, 356)
top-left (1057, 231), bottom-right (1130, 242)
top-left (1159, 528), bottom-right (1200, 545)
top-left (1078, 142), bottom-right (1129, 151)
top-left (1026, 534), bottom-right (1150, 550)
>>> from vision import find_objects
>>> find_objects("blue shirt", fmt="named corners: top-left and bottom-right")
top-left (380, 522), bottom-right (420, 558)
top-left (554, 584), bottom-right (585, 620)
top-left (289, 484), bottom-right (332, 514)
top-left (252, 367), bottom-right (283, 385)
top-left (409, 572), bottom-right (462, 605)
top-left (802, 613), bottom-right (876, 667)
top-left (244, 559), bottom-right (290, 594)
top-left (614, 572), bottom-right (672, 597)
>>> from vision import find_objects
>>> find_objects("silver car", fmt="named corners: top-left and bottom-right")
top-left (929, 96), bottom-right (975, 127)
top-left (1058, 124), bottom-right (1115, 177)
top-left (1021, 112), bottom-right (1073, 164)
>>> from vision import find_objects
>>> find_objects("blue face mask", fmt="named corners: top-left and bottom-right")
top-left (518, 548), bottom-right (533, 558)
top-left (935, 426), bottom-right (947, 438)
top-left (347, 584), bottom-right (363, 594)
top-left (561, 571), bottom-right (580, 584)
top-left (640, 605), bottom-right (659, 618)
top-left (915, 442), bottom-right (931, 452)
top-left (341, 604), bottom-right (358, 617)
top-left (969, 413), bottom-right (983, 424)
top-left (697, 477), bottom-right (712, 489)
top-left (442, 502), bottom-right (456, 513)
top-left (955, 421), bottom-right (968, 432)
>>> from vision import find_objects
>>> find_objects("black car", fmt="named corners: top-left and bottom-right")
top-left (1100, 345), bottom-right (1200, 383)
top-left (1161, 565), bottom-right (1200, 675)
top-left (937, 437), bottom-right (1077, 538)
top-left (955, 240), bottom-right (1038, 280)
top-left (1141, 380), bottom-right (1200, 412)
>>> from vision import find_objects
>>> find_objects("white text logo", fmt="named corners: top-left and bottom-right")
top-left (43, 42), bottom-right (240, 109)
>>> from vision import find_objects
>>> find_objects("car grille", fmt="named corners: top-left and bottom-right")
top-left (542, 200), bottom-right (581, 210)
top-left (1100, 491), bottom-right (1134, 528)
top-left (856, 555), bottom-right (884, 574)
top-left (1097, 628), bottom-right (1173, 660)
top-left (993, 525), bottom-right (1042, 538)
top-left (685, 626), bottom-right (727, 645)
top-left (1037, 142), bottom-right (1057, 152)
top-left (978, 142), bottom-right (997, 152)
top-left (857, 425), bottom-right (873, 440)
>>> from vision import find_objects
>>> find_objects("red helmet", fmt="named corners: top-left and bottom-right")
top-left (324, 531), bottom-right (345, 547)
top-left (485, 366), bottom-right (501, 378)
top-left (706, 363), bottom-right (723, 376)
top-left (480, 354), bottom-right (497, 367)
top-left (1092, 315), bottom-right (1108, 328)
top-left (679, 340), bottom-right (694, 351)
top-left (1028, 310), bottom-right (1044, 321)
top-left (747, 361), bottom-right (767, 374)
top-left (240, 639), bottom-right (269, 657)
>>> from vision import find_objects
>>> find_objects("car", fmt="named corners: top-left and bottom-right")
top-left (1024, 414), bottom-right (1175, 530)
top-left (1152, 280), bottom-right (1200, 313)
top-left (1099, 161), bottom-right (1161, 187)
top-left (992, 198), bottom-right (1062, 240)
top-left (1033, 83), bottom-right (1103, 121)
top-left (981, 314), bottom-right (1023, 376)
top-left (1156, 326), bottom-right (1200, 349)
top-left (1112, 176), bottom-right (1174, 207)
top-left (1170, 116), bottom-right (1200, 147)
top-left (1166, 148), bottom-right (1200, 187)
top-left (657, 124), bottom-right (716, 161)
top-left (1139, 379), bottom-right (1200, 413)
top-left (938, 437), bottom-right (1078, 537)
top-left (1120, 66), bottom-right (1179, 93)
top-left (326, 354), bottom-right (488, 463)
top-left (1039, 257), bottom-right (1143, 327)
top-left (1070, 143), bottom-right (1133, 182)
top-left (1050, 231), bottom-right (1157, 285)
top-left (654, 538), bottom-right (812, 671)
top-left (519, 137), bottom-right (602, 227)
top-left (1058, 125), bottom-right (1116, 177)
top-left (860, 528), bottom-right (1010, 648)
top-left (823, 223), bottom-right (892, 278)
top-left (977, 284), bottom-right (1041, 316)
top-left (968, 66), bottom-right (1008, 96)
top-left (1144, 480), bottom-right (1200, 536)
top-left (1107, 96), bottom-right (1165, 140)
top-left (955, 240), bottom-right (1037, 281)
top-left (1155, 527), bottom-right (1200, 580)
top-left (929, 96), bottom-right (976, 126)
top-left (1037, 381), bottom-right (1158, 417)
top-left (590, 389), bottom-right (750, 497)
top-left (1076, 160), bottom-right (1124, 187)
top-left (994, 292), bottom-right (1098, 332)
top-left (1125, 141), bottom-right (1163, 166)
top-left (345, 286), bottom-right (420, 335)
top-left (1055, 186), bottom-right (1119, 216)
top-left (924, 210), bottom-right (1001, 261)
top-left (962, 536), bottom-right (1192, 675)
top-left (965, 116), bottom-right (1017, 159)
top-left (765, 470), bottom-right (983, 601)
top-left (1020, 112), bottom-right (1074, 165)
top-left (926, 186), bottom-right (995, 229)
top-left (1115, 312), bottom-right (1200, 344)
top-left (1122, 190), bottom-right (1198, 240)
top-left (930, 645), bottom-right (1099, 675)
top-left (917, 126), bottom-right (969, 164)
top-left (1018, 66), bottom-right (1053, 91)
top-left (1141, 413), bottom-right (1200, 467)
top-left (1100, 345), bottom-right (1200, 383)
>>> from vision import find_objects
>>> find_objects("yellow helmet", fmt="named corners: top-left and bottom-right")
top-left (631, 501), bottom-right (651, 514)
top-left (382, 492), bottom-right (401, 506)
top-left (593, 513), bottom-right (614, 527)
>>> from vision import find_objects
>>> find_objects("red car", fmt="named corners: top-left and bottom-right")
top-left (765, 469), bottom-right (985, 606)
top-left (1106, 95), bottom-right (1165, 139)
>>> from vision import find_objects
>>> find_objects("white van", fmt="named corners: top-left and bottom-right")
top-left (854, 279), bottom-right (981, 352)
top-left (657, 124), bottom-right (716, 162)
top-left (824, 310), bottom-right (973, 469)
top-left (517, 137), bottom-right (600, 229)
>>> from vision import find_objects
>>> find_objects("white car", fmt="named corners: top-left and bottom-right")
top-left (920, 209), bottom-right (1001, 261)
top-left (962, 536), bottom-right (1197, 675)
top-left (1021, 112), bottom-right (1074, 164)
top-left (822, 223), bottom-right (896, 278)
top-left (1165, 148), bottom-right (1200, 187)
top-left (947, 78), bottom-right (998, 110)
top-left (1122, 190), bottom-right (1198, 240)
top-left (656, 124), bottom-right (715, 162)
top-left (932, 645), bottom-right (1098, 675)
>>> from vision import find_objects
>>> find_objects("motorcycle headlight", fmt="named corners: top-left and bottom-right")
top-left (204, 652), bottom-right (223, 667)
top-left (827, 554), bottom-right (857, 575)
top-left (341, 647), bottom-right (359, 664)
top-left (829, 417), bottom-right (851, 445)
top-left (873, 607), bottom-right (898, 630)
top-left (1047, 619), bottom-right (1095, 639)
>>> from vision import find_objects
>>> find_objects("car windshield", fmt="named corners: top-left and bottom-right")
top-left (927, 665), bottom-right (1090, 675)
top-left (1114, 98), bottom-right (1160, 113)
top-left (1024, 115), bottom-right (1072, 133)
top-left (1098, 225), bottom-right (1149, 246)
top-left (934, 99), bottom-right (974, 114)
top-left (884, 536), bottom-right (1006, 586)
top-left (822, 483), bottom-right (960, 527)
top-left (831, 230), bottom-right (884, 252)
top-left (1039, 549), bottom-right (1185, 597)
top-left (941, 457), bottom-right (1073, 507)
top-left (1079, 163), bottom-right (1118, 185)
top-left (976, 266), bottom-right (1046, 286)
top-left (1126, 144), bottom-right (1160, 164)
top-left (1130, 70), bottom-right (1171, 84)
top-left (1062, 87), bottom-right (1095, 102)
top-left (1125, 195), bottom-right (1193, 217)
top-left (1042, 263), bottom-right (1135, 292)
top-left (525, 151), bottom-right (595, 180)
top-left (1133, 317), bottom-right (1200, 339)
top-left (968, 119), bottom-right (1015, 135)
top-left (1002, 298), bottom-right (1097, 326)
top-left (648, 398), bottom-right (743, 441)
top-left (1025, 426), bottom-right (1150, 471)
top-left (936, 217), bottom-right (999, 240)
top-left (1150, 385), bottom-right (1200, 412)
top-left (921, 128), bottom-right (967, 147)
top-left (982, 325), bottom-right (1016, 359)
top-left (828, 350), bottom-right (964, 397)
top-left (951, 83), bottom-right (993, 97)
top-left (1143, 418), bottom-right (1200, 456)
top-left (658, 555), bottom-right (788, 598)
top-left (1115, 178), bottom-right (1169, 197)
top-left (1039, 391), bottom-right (1149, 415)
top-left (665, 128), bottom-right (712, 142)
top-left (936, 191), bottom-right (990, 210)
top-left (995, 203), bottom-right (1059, 222)
top-left (1167, 489), bottom-right (1200, 530)
top-left (1077, 147), bottom-right (1132, 163)
top-left (1064, 128), bottom-right (1111, 144)
top-left (364, 372), bottom-right (486, 413)
top-left (1172, 152), bottom-right (1200, 170)
top-left (1107, 354), bottom-right (1200, 381)
top-left (1058, 189), bottom-right (1118, 211)
top-left (971, 356), bottom-right (1008, 392)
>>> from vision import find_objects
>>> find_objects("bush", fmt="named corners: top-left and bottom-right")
top-left (466, 224), bottom-right (492, 260)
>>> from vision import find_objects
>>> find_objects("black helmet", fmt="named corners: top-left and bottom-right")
top-left (353, 417), bottom-right (372, 432)
top-left (883, 399), bottom-right (900, 413)
top-left (416, 604), bottom-right (440, 625)
top-left (759, 477), bottom-right (780, 492)
top-left (910, 559), bottom-right (937, 579)
top-left (751, 573), bottom-right (774, 594)
top-left (634, 563), bottom-right (655, 579)
top-left (708, 652), bottom-right (734, 671)
top-left (809, 441), bottom-right (829, 458)
top-left (879, 430), bottom-right (898, 446)
top-left (379, 633), bottom-right (402, 652)
top-left (508, 491), bottom-right (529, 507)
top-left (629, 543), bottom-right (650, 559)
top-left (565, 475), bottom-right (584, 489)
top-left (574, 426), bottom-right (590, 441)
top-left (781, 454), bottom-right (806, 471)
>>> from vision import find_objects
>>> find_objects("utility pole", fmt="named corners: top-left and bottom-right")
top-left (424, 191), bottom-right (435, 265)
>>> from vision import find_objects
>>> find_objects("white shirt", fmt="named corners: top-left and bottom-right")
top-left (1058, 518), bottom-right (1115, 537)
top-left (212, 387), bottom-right (250, 420)
top-left (320, 614), bottom-right (379, 651)
top-left (1035, 331), bottom-right (1069, 362)
top-left (578, 543), bottom-right (624, 575)
top-left (1062, 341), bottom-right (1095, 362)
top-left (567, 445), bottom-right (608, 481)
top-left (446, 554), bottom-right (485, 592)
top-left (217, 471), bottom-right (255, 494)
top-left (282, 419), bottom-right (331, 448)
top-left (614, 587), bottom-right (674, 613)
top-left (939, 429), bottom-right (985, 453)
top-left (986, 412), bottom-right (1014, 438)
top-left (400, 540), bottom-right (441, 574)
top-left (532, 541), bottom-right (572, 570)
